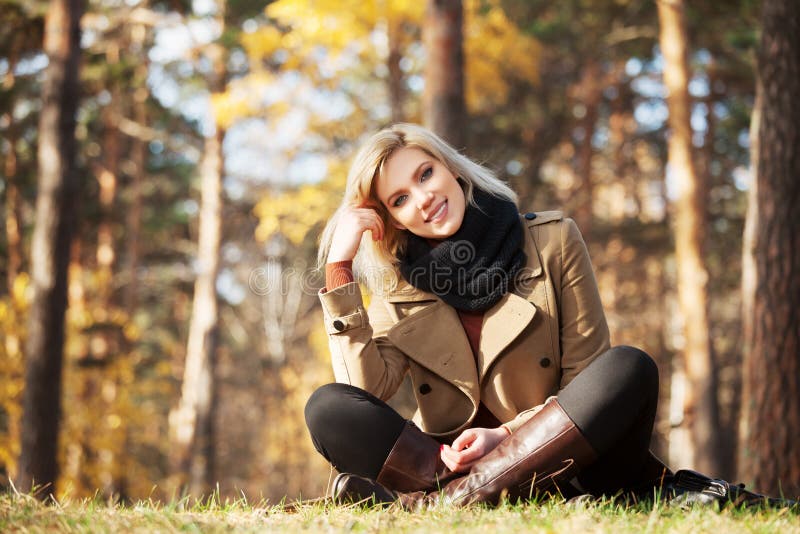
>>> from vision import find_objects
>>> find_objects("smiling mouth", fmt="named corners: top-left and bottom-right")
top-left (426, 200), bottom-right (447, 222)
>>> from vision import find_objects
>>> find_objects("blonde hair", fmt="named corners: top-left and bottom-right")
top-left (318, 123), bottom-right (518, 292)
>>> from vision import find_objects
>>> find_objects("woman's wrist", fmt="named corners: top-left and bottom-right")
top-left (325, 260), bottom-right (355, 290)
top-left (326, 249), bottom-right (355, 263)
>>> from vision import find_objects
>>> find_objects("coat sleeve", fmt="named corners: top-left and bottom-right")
top-left (318, 282), bottom-right (410, 400)
top-left (557, 218), bottom-right (610, 388)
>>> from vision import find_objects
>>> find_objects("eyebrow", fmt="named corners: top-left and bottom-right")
top-left (384, 160), bottom-right (430, 206)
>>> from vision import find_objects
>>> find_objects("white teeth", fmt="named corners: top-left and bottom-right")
top-left (430, 201), bottom-right (446, 221)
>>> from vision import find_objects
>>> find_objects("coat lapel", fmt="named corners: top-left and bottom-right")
top-left (474, 216), bottom-right (542, 378)
top-left (512, 214), bottom-right (544, 300)
top-left (477, 291), bottom-right (536, 380)
top-left (387, 300), bottom-right (479, 401)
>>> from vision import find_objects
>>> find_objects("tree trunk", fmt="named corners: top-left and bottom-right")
top-left (169, 16), bottom-right (226, 493)
top-left (123, 15), bottom-right (153, 312)
top-left (657, 0), bottom-right (722, 475)
top-left (124, 81), bottom-right (146, 312)
top-left (170, 126), bottom-right (224, 497)
top-left (115, 18), bottom-right (151, 503)
top-left (387, 17), bottom-right (405, 124)
top-left (574, 59), bottom-right (601, 237)
top-left (96, 86), bottom-right (121, 306)
top-left (738, 0), bottom-right (800, 498)
top-left (17, 0), bottom-right (84, 497)
top-left (423, 0), bottom-right (465, 147)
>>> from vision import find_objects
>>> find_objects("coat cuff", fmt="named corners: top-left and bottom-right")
top-left (318, 281), bottom-right (367, 334)
top-left (501, 398), bottom-right (552, 433)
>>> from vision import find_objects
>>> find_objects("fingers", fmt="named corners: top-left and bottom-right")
top-left (368, 210), bottom-right (384, 241)
top-left (328, 206), bottom-right (385, 262)
top-left (452, 444), bottom-right (483, 463)
top-left (440, 445), bottom-right (481, 473)
top-left (440, 446), bottom-right (467, 472)
top-left (440, 455), bottom-right (477, 473)
top-left (451, 429), bottom-right (477, 451)
top-left (348, 206), bottom-right (384, 241)
top-left (440, 429), bottom-right (487, 473)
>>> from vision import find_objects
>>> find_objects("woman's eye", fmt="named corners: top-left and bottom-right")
top-left (420, 167), bottom-right (433, 181)
top-left (393, 194), bottom-right (408, 207)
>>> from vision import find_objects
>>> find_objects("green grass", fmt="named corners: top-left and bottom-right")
top-left (1, 491), bottom-right (798, 533)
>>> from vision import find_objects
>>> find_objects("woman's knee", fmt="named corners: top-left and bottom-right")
top-left (606, 345), bottom-right (659, 394)
top-left (304, 382), bottom-right (355, 434)
top-left (304, 383), bottom-right (406, 475)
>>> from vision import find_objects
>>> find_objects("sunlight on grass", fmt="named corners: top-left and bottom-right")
top-left (0, 490), bottom-right (798, 533)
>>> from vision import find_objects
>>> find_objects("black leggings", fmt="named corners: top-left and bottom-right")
top-left (304, 345), bottom-right (659, 494)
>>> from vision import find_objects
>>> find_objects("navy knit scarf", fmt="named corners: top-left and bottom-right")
top-left (399, 189), bottom-right (526, 312)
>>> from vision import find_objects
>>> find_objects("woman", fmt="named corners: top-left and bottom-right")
top-left (304, 123), bottom-right (666, 507)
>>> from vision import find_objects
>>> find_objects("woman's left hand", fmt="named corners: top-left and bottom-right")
top-left (440, 426), bottom-right (510, 473)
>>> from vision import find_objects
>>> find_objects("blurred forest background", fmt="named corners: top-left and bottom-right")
top-left (1, 0), bottom-right (798, 504)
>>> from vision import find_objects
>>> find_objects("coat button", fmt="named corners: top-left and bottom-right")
top-left (539, 357), bottom-right (551, 368)
top-left (524, 212), bottom-right (537, 220)
top-left (332, 320), bottom-right (345, 331)
top-left (419, 384), bottom-right (432, 395)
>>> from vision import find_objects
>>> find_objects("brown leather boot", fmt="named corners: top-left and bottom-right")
top-left (333, 420), bottom-right (461, 504)
top-left (335, 397), bottom-right (596, 508)
top-left (375, 421), bottom-right (459, 492)
top-left (427, 396), bottom-right (596, 507)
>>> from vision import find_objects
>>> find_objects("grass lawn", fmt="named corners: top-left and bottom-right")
top-left (1, 491), bottom-right (798, 533)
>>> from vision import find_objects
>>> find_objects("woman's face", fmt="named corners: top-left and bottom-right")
top-left (375, 146), bottom-right (466, 239)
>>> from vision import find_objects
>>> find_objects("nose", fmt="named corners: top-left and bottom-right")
top-left (415, 191), bottom-right (434, 211)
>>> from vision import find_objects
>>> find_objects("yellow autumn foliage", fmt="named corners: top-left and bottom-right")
top-left (266, 0), bottom-right (424, 53)
top-left (253, 160), bottom-right (347, 245)
top-left (0, 274), bottom-right (29, 478)
top-left (211, 91), bottom-right (254, 130)
top-left (240, 25), bottom-right (283, 63)
top-left (464, 0), bottom-right (542, 112)
top-left (211, 70), bottom-right (302, 129)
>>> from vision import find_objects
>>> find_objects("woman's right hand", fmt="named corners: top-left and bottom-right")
top-left (327, 205), bottom-right (385, 263)
top-left (440, 426), bottom-right (509, 473)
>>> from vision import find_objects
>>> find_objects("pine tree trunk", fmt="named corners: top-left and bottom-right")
top-left (17, 0), bottom-right (84, 497)
top-left (124, 84), bottom-right (146, 312)
top-left (423, 0), bottom-right (465, 147)
top-left (574, 59), bottom-right (601, 237)
top-left (123, 16), bottom-right (152, 312)
top-left (169, 14), bottom-right (226, 493)
top-left (174, 127), bottom-right (223, 496)
top-left (96, 87), bottom-right (120, 306)
top-left (116, 19), bottom-right (151, 503)
top-left (170, 126), bottom-right (223, 497)
top-left (387, 17), bottom-right (404, 124)
top-left (657, 0), bottom-right (722, 475)
top-left (738, 0), bottom-right (800, 498)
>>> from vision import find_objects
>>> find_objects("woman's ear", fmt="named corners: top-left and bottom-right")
top-left (391, 220), bottom-right (407, 231)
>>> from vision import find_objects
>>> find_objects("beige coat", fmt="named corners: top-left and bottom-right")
top-left (318, 211), bottom-right (610, 438)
